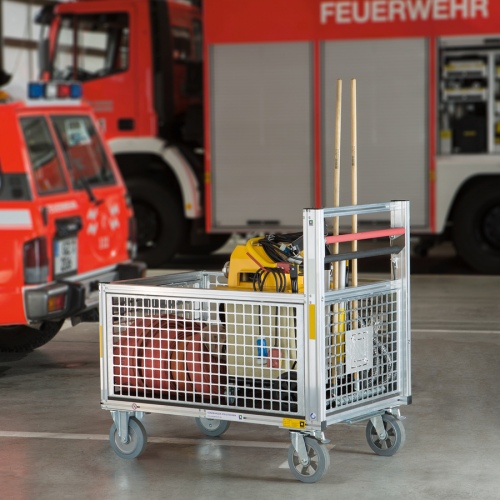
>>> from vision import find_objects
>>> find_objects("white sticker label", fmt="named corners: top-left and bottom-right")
top-left (205, 410), bottom-right (244, 422)
top-left (345, 326), bottom-right (374, 375)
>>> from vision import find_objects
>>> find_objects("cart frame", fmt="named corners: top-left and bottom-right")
top-left (99, 201), bottom-right (411, 482)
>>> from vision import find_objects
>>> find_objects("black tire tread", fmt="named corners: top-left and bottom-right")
top-left (127, 178), bottom-right (186, 267)
top-left (453, 180), bottom-right (500, 274)
top-left (0, 320), bottom-right (65, 353)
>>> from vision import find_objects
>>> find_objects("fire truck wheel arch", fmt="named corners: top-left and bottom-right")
top-left (452, 179), bottom-right (500, 274)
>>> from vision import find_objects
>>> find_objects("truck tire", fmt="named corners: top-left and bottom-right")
top-left (0, 320), bottom-right (65, 352)
top-left (127, 179), bottom-right (187, 268)
top-left (181, 233), bottom-right (231, 256)
top-left (453, 180), bottom-right (500, 274)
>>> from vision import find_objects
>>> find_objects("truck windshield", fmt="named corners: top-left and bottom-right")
top-left (52, 13), bottom-right (129, 82)
top-left (51, 115), bottom-right (115, 188)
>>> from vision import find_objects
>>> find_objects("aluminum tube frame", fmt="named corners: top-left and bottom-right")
top-left (100, 202), bottom-right (411, 436)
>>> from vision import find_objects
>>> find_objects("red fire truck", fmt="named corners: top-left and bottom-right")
top-left (39, 0), bottom-right (500, 273)
top-left (36, 0), bottom-right (225, 268)
top-left (0, 81), bottom-right (145, 352)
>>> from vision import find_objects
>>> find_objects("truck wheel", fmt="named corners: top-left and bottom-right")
top-left (0, 320), bottom-right (65, 353)
top-left (453, 180), bottom-right (500, 273)
top-left (127, 179), bottom-right (186, 268)
top-left (181, 233), bottom-right (231, 256)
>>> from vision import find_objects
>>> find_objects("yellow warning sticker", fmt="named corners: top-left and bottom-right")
top-left (282, 418), bottom-right (306, 429)
top-left (309, 304), bottom-right (316, 340)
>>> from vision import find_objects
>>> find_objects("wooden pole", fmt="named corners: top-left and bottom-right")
top-left (332, 80), bottom-right (343, 374)
top-left (351, 79), bottom-right (358, 288)
top-left (351, 78), bottom-right (359, 337)
top-left (333, 79), bottom-right (342, 290)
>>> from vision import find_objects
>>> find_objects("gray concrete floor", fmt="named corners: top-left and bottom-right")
top-left (0, 274), bottom-right (499, 499)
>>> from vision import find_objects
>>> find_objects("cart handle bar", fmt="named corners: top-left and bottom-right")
top-left (325, 227), bottom-right (405, 245)
top-left (325, 245), bottom-right (403, 264)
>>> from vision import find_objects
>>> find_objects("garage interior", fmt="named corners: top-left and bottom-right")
top-left (0, 271), bottom-right (499, 499)
top-left (1, 1), bottom-right (500, 498)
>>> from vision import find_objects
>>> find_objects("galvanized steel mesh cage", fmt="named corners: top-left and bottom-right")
top-left (100, 201), bottom-right (411, 431)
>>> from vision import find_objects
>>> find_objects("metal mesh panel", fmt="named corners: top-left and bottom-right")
top-left (107, 293), bottom-right (304, 416)
top-left (324, 290), bottom-right (399, 412)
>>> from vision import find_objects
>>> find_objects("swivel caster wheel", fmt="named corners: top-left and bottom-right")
top-left (109, 416), bottom-right (148, 459)
top-left (288, 437), bottom-right (330, 483)
top-left (195, 417), bottom-right (230, 437)
top-left (366, 413), bottom-right (406, 456)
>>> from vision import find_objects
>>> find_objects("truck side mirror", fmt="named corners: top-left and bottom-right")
top-left (38, 38), bottom-right (50, 76)
top-left (0, 69), bottom-right (11, 87)
top-left (34, 4), bottom-right (56, 77)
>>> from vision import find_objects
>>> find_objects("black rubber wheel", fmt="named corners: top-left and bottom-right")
top-left (453, 181), bottom-right (500, 273)
top-left (109, 417), bottom-right (147, 460)
top-left (194, 417), bottom-right (230, 437)
top-left (0, 320), bottom-right (65, 353)
top-left (366, 414), bottom-right (406, 457)
top-left (127, 178), bottom-right (187, 267)
top-left (287, 437), bottom-right (330, 483)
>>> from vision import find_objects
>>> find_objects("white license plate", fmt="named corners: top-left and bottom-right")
top-left (54, 237), bottom-right (78, 276)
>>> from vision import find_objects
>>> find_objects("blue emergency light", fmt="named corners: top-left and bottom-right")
top-left (69, 83), bottom-right (83, 99)
top-left (28, 82), bottom-right (45, 99)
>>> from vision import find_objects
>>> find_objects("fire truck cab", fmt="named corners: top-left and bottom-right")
top-left (36, 0), bottom-right (220, 268)
top-left (0, 82), bottom-right (145, 352)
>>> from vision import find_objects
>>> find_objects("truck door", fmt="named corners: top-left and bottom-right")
top-left (49, 113), bottom-right (130, 272)
top-left (19, 114), bottom-right (83, 281)
top-left (51, 7), bottom-right (138, 139)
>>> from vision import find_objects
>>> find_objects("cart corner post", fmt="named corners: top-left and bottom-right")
top-left (303, 208), bottom-right (328, 426)
top-left (390, 200), bottom-right (412, 401)
top-left (99, 282), bottom-right (109, 402)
